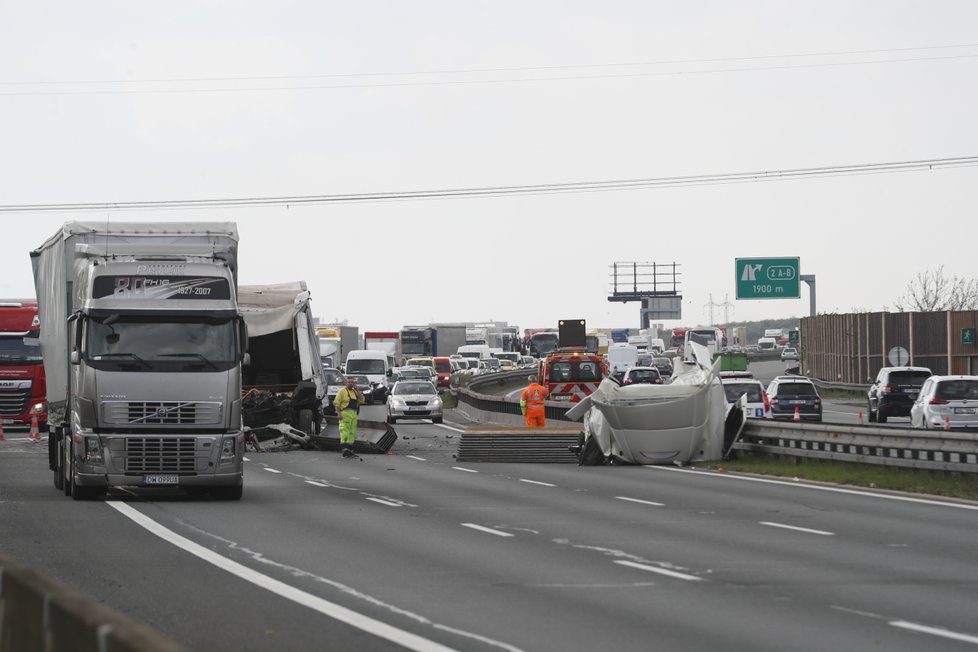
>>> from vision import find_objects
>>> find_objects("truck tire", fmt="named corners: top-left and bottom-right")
top-left (297, 409), bottom-right (313, 434)
top-left (579, 436), bottom-right (604, 466)
top-left (51, 430), bottom-right (64, 491)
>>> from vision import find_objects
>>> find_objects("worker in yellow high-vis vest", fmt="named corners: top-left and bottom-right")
top-left (333, 377), bottom-right (365, 457)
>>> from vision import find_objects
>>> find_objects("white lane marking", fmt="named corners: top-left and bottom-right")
top-left (616, 496), bottom-right (664, 507)
top-left (453, 466), bottom-right (478, 473)
top-left (890, 620), bottom-right (978, 645)
top-left (263, 468), bottom-right (282, 474)
top-left (760, 521), bottom-right (835, 536)
top-left (435, 423), bottom-right (465, 433)
top-left (242, 457), bottom-right (250, 462)
top-left (305, 481), bottom-right (328, 488)
top-left (613, 560), bottom-right (703, 582)
top-left (407, 455), bottom-right (427, 461)
top-left (366, 497), bottom-right (402, 507)
top-left (645, 465), bottom-right (978, 511)
top-left (107, 502), bottom-right (507, 652)
top-left (519, 478), bottom-right (556, 487)
top-left (461, 523), bottom-right (514, 537)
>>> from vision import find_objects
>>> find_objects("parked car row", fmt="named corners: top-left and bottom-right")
top-left (868, 366), bottom-right (978, 429)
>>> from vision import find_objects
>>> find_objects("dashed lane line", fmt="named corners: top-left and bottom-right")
top-left (760, 521), bottom-right (834, 536)
top-left (461, 523), bottom-right (515, 538)
top-left (613, 560), bottom-right (703, 582)
top-left (615, 496), bottom-right (664, 507)
top-left (519, 479), bottom-right (556, 487)
top-left (452, 467), bottom-right (479, 473)
top-left (366, 497), bottom-right (403, 507)
top-left (407, 455), bottom-right (427, 461)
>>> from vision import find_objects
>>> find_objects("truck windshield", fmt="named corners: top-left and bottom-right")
top-left (0, 333), bottom-right (43, 363)
top-left (531, 334), bottom-right (558, 355)
top-left (86, 316), bottom-right (236, 371)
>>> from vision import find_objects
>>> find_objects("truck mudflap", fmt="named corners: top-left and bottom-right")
top-left (245, 418), bottom-right (398, 454)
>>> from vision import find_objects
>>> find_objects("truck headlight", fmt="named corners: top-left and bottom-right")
top-left (30, 401), bottom-right (47, 415)
top-left (84, 436), bottom-right (104, 464)
top-left (221, 437), bottom-right (236, 463)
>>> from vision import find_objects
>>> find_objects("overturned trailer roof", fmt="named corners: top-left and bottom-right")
top-left (567, 341), bottom-right (745, 465)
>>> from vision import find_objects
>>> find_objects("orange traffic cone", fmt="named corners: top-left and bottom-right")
top-left (857, 410), bottom-right (864, 425)
top-left (0, 420), bottom-right (5, 442)
top-left (945, 416), bottom-right (951, 431)
top-left (793, 406), bottom-right (801, 422)
top-left (28, 416), bottom-right (41, 442)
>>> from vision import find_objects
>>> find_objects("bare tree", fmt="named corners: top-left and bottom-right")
top-left (895, 266), bottom-right (978, 311)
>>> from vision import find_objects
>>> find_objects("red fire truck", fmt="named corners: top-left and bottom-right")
top-left (536, 348), bottom-right (608, 403)
top-left (0, 300), bottom-right (47, 432)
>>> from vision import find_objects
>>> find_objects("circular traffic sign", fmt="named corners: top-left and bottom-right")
top-left (887, 346), bottom-right (910, 367)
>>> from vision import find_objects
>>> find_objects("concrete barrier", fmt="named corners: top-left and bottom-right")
top-left (0, 551), bottom-right (188, 652)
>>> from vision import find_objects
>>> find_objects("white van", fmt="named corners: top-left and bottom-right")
top-left (457, 344), bottom-right (492, 361)
top-left (607, 343), bottom-right (638, 377)
top-left (344, 349), bottom-right (393, 400)
top-left (649, 338), bottom-right (665, 355)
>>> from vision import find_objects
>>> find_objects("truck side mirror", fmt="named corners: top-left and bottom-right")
top-left (70, 350), bottom-right (80, 365)
top-left (242, 352), bottom-right (251, 366)
top-left (238, 317), bottom-right (249, 360)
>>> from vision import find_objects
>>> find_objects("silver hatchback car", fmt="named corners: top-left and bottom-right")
top-left (910, 375), bottom-right (978, 429)
top-left (387, 380), bottom-right (443, 424)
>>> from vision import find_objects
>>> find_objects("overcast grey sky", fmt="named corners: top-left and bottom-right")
top-left (2, 1), bottom-right (977, 333)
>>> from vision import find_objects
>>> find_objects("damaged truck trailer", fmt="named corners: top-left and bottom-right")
top-left (238, 282), bottom-right (326, 436)
top-left (31, 222), bottom-right (247, 500)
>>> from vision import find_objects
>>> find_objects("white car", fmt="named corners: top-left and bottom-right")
top-left (721, 377), bottom-right (769, 419)
top-left (322, 368), bottom-right (347, 415)
top-left (781, 347), bottom-right (799, 361)
top-left (387, 380), bottom-right (443, 424)
top-left (910, 375), bottom-right (978, 429)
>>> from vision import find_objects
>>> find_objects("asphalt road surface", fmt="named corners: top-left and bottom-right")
top-left (3, 400), bottom-right (978, 651)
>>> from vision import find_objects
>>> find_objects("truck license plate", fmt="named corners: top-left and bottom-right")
top-left (143, 475), bottom-right (179, 485)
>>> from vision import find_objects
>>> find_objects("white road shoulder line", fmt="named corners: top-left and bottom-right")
top-left (106, 502), bottom-right (463, 652)
top-left (407, 455), bottom-right (427, 461)
top-left (435, 423), bottom-right (465, 433)
top-left (616, 496), bottom-right (664, 507)
top-left (461, 523), bottom-right (514, 537)
top-left (305, 480), bottom-right (328, 487)
top-left (613, 560), bottom-right (702, 582)
top-left (263, 468), bottom-right (282, 474)
top-left (366, 497), bottom-right (402, 507)
top-left (519, 478), bottom-right (556, 487)
top-left (452, 466), bottom-right (478, 473)
top-left (645, 465), bottom-right (978, 511)
top-left (760, 521), bottom-right (834, 536)
top-left (890, 620), bottom-right (978, 645)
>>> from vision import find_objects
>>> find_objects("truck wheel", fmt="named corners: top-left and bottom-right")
top-left (579, 436), bottom-right (604, 466)
top-left (298, 409), bottom-right (313, 434)
top-left (68, 443), bottom-right (98, 501)
top-left (51, 431), bottom-right (64, 491)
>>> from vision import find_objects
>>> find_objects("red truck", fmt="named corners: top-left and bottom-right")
top-left (0, 300), bottom-right (47, 433)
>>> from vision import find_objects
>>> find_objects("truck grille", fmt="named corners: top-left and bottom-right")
top-left (0, 388), bottom-right (31, 417)
top-left (102, 401), bottom-right (222, 426)
top-left (125, 437), bottom-right (197, 473)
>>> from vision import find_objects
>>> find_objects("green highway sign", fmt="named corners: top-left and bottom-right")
top-left (789, 329), bottom-right (799, 344)
top-left (735, 257), bottom-right (801, 300)
top-left (964, 327), bottom-right (976, 346)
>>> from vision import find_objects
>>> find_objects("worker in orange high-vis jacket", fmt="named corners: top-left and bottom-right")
top-left (520, 375), bottom-right (549, 427)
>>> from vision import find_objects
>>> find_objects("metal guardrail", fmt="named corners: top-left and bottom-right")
top-left (736, 420), bottom-right (978, 473)
top-left (456, 370), bottom-right (574, 422)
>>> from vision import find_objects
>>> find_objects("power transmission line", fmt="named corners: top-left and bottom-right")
top-left (1, 155), bottom-right (975, 213)
top-left (4, 42), bottom-right (976, 87)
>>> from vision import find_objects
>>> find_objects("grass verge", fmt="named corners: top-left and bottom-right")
top-left (695, 453), bottom-right (978, 501)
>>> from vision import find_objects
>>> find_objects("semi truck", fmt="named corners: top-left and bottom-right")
top-left (238, 282), bottom-right (326, 434)
top-left (31, 222), bottom-right (247, 500)
top-left (364, 331), bottom-right (400, 367)
top-left (0, 300), bottom-right (47, 431)
top-left (316, 324), bottom-right (357, 367)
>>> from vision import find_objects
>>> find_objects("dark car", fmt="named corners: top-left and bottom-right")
top-left (347, 374), bottom-right (384, 405)
top-left (622, 366), bottom-right (663, 385)
top-left (868, 366), bottom-right (932, 423)
top-left (766, 375), bottom-right (822, 422)
top-left (651, 357), bottom-right (673, 377)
